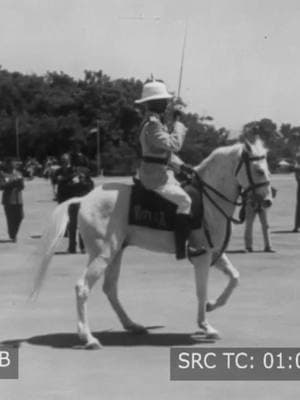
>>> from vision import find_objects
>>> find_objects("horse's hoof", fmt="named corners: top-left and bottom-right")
top-left (206, 330), bottom-right (221, 340)
top-left (84, 340), bottom-right (102, 350)
top-left (125, 324), bottom-right (148, 335)
top-left (197, 322), bottom-right (221, 340)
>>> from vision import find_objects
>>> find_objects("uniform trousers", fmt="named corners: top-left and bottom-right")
top-left (3, 204), bottom-right (24, 240)
top-left (244, 203), bottom-right (271, 250)
top-left (154, 182), bottom-right (191, 214)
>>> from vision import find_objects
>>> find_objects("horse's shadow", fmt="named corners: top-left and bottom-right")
top-left (1, 328), bottom-right (215, 349)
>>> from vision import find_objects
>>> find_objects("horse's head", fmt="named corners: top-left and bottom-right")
top-left (235, 139), bottom-right (272, 208)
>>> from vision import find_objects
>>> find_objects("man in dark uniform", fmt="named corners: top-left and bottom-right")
top-left (55, 154), bottom-right (74, 204)
top-left (55, 150), bottom-right (94, 253)
top-left (67, 137), bottom-right (94, 253)
top-left (69, 137), bottom-right (89, 168)
top-left (0, 158), bottom-right (25, 242)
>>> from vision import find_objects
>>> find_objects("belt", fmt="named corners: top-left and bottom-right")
top-left (142, 156), bottom-right (168, 165)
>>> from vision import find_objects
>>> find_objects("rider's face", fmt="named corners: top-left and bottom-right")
top-left (147, 99), bottom-right (169, 114)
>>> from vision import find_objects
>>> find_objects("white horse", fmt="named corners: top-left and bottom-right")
top-left (31, 139), bottom-right (272, 349)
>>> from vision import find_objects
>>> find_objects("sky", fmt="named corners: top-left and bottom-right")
top-left (1, 0), bottom-right (300, 132)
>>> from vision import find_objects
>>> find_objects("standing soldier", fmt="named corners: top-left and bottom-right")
top-left (55, 152), bottom-right (94, 253)
top-left (55, 154), bottom-right (74, 204)
top-left (68, 137), bottom-right (93, 253)
top-left (0, 158), bottom-right (25, 242)
top-left (244, 191), bottom-right (275, 252)
top-left (69, 137), bottom-right (89, 169)
top-left (293, 147), bottom-right (300, 232)
top-left (135, 78), bottom-right (205, 260)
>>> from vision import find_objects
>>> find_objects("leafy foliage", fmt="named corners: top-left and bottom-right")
top-left (0, 66), bottom-right (298, 173)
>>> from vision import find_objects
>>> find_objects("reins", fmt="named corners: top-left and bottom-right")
top-left (193, 173), bottom-right (245, 224)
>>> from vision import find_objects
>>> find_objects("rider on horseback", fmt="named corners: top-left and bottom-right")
top-left (135, 78), bottom-right (205, 260)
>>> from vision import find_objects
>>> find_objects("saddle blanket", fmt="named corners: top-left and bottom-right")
top-left (128, 180), bottom-right (203, 231)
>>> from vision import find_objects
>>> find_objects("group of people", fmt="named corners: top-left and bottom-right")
top-left (0, 138), bottom-right (94, 250)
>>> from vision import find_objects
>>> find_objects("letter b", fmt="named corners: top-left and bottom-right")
top-left (0, 351), bottom-right (10, 367)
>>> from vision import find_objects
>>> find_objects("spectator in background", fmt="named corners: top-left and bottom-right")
top-left (0, 158), bottom-right (25, 242)
top-left (293, 147), bottom-right (300, 232)
top-left (55, 154), bottom-right (74, 204)
top-left (68, 137), bottom-right (93, 253)
top-left (69, 137), bottom-right (89, 168)
top-left (244, 190), bottom-right (275, 253)
top-left (67, 170), bottom-right (94, 253)
top-left (55, 152), bottom-right (94, 253)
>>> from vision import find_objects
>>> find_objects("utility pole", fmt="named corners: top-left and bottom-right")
top-left (177, 19), bottom-right (188, 98)
top-left (96, 119), bottom-right (101, 176)
top-left (15, 116), bottom-right (20, 159)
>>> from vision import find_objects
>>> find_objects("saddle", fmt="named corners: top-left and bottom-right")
top-left (128, 179), bottom-right (203, 231)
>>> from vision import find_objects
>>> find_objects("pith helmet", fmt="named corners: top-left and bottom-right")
top-left (135, 79), bottom-right (173, 104)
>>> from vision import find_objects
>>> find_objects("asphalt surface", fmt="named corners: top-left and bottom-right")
top-left (0, 175), bottom-right (300, 399)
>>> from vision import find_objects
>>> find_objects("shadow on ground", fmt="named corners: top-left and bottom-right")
top-left (227, 249), bottom-right (267, 254)
top-left (0, 239), bottom-right (13, 243)
top-left (1, 329), bottom-right (215, 349)
top-left (272, 230), bottom-right (298, 234)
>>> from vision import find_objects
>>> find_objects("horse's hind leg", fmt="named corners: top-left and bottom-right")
top-left (75, 255), bottom-right (107, 349)
top-left (206, 253), bottom-right (240, 312)
top-left (103, 249), bottom-right (147, 334)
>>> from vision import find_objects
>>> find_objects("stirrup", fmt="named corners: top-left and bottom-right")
top-left (187, 246), bottom-right (206, 259)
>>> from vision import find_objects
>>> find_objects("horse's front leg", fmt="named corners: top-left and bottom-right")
top-left (191, 252), bottom-right (220, 339)
top-left (207, 253), bottom-right (240, 312)
top-left (103, 249), bottom-right (148, 334)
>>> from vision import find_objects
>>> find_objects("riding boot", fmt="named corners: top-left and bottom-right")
top-left (174, 214), bottom-right (206, 260)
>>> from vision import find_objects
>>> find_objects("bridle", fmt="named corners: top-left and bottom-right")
top-left (188, 147), bottom-right (271, 262)
top-left (192, 149), bottom-right (271, 225)
top-left (234, 150), bottom-right (270, 199)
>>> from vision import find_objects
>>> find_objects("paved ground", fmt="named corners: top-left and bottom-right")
top-left (0, 174), bottom-right (300, 399)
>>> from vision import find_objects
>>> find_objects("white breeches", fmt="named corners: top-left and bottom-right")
top-left (154, 182), bottom-right (191, 214)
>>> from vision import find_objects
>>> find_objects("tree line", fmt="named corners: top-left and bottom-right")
top-left (0, 66), bottom-right (299, 174)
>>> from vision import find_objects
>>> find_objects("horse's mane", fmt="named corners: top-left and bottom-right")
top-left (195, 138), bottom-right (267, 173)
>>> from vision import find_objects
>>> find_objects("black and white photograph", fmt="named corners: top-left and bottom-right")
top-left (1, 0), bottom-right (300, 398)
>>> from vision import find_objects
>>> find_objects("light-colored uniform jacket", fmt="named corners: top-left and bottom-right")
top-left (138, 113), bottom-right (187, 190)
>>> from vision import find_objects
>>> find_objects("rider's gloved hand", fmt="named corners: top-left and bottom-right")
top-left (180, 163), bottom-right (195, 176)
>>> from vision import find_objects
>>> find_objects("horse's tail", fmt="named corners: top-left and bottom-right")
top-left (30, 197), bottom-right (82, 299)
